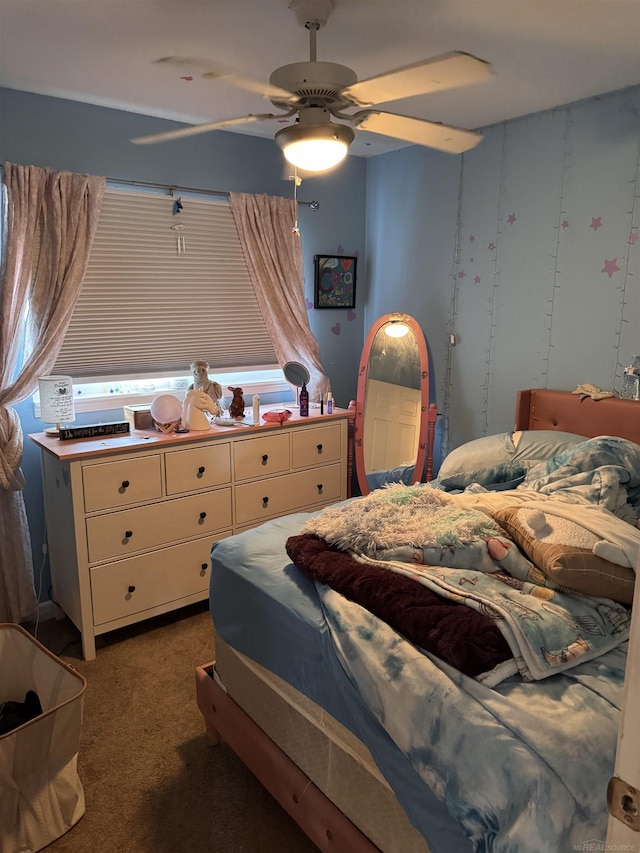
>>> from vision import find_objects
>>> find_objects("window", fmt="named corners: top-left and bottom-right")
top-left (45, 185), bottom-right (285, 411)
top-left (53, 186), bottom-right (278, 378)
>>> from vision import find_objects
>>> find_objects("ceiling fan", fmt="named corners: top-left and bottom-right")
top-left (132, 0), bottom-right (494, 172)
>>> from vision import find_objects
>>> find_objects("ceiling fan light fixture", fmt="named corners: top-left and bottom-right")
top-left (276, 122), bottom-right (354, 172)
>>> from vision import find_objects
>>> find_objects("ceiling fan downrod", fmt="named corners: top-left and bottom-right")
top-left (289, 0), bottom-right (335, 56)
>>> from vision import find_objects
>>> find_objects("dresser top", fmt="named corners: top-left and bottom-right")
top-left (29, 407), bottom-right (352, 462)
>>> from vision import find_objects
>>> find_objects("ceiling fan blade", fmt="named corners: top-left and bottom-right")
top-left (202, 71), bottom-right (299, 104)
top-left (342, 52), bottom-right (493, 107)
top-left (155, 57), bottom-right (298, 104)
top-left (356, 111), bottom-right (483, 154)
top-left (131, 113), bottom-right (280, 145)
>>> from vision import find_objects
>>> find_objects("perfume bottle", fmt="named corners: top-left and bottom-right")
top-left (299, 382), bottom-right (309, 416)
top-left (326, 392), bottom-right (333, 414)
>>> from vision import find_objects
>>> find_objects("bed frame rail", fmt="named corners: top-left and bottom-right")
top-left (195, 663), bottom-right (381, 853)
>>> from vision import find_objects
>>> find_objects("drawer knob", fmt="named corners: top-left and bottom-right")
top-left (262, 496), bottom-right (269, 507)
top-left (124, 530), bottom-right (133, 539)
top-left (261, 454), bottom-right (269, 465)
top-left (128, 585), bottom-right (136, 594)
top-left (120, 479), bottom-right (130, 490)
top-left (316, 444), bottom-right (323, 453)
top-left (199, 511), bottom-right (207, 521)
top-left (317, 484), bottom-right (323, 493)
top-left (197, 466), bottom-right (206, 476)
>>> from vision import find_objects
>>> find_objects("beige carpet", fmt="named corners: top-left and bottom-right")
top-left (26, 604), bottom-right (318, 853)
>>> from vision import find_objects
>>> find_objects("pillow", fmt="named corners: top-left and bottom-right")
top-left (511, 429), bottom-right (589, 462)
top-left (493, 507), bottom-right (635, 604)
top-left (438, 430), bottom-right (588, 483)
top-left (438, 433), bottom-right (515, 480)
top-left (437, 460), bottom-right (527, 492)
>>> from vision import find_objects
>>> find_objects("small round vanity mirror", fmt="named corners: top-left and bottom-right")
top-left (283, 361), bottom-right (311, 407)
top-left (283, 362), bottom-right (310, 387)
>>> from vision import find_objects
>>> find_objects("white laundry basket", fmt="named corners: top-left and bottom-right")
top-left (0, 623), bottom-right (86, 853)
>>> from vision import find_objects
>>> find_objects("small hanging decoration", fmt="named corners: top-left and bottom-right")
top-left (171, 223), bottom-right (186, 255)
top-left (173, 196), bottom-right (184, 215)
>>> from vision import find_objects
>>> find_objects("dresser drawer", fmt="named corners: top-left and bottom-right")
top-left (83, 454), bottom-right (163, 512)
top-left (86, 488), bottom-right (232, 562)
top-left (235, 463), bottom-right (343, 525)
top-left (233, 433), bottom-right (290, 481)
top-left (90, 535), bottom-right (226, 626)
top-left (165, 443), bottom-right (231, 495)
top-left (292, 423), bottom-right (343, 469)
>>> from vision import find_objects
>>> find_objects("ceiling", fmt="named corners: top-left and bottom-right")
top-left (1, 0), bottom-right (639, 159)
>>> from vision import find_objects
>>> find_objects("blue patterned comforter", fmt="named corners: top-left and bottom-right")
top-left (300, 435), bottom-right (639, 850)
top-left (321, 588), bottom-right (626, 852)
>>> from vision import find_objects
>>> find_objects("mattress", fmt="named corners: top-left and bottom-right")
top-left (214, 637), bottom-right (430, 853)
top-left (210, 512), bottom-right (473, 853)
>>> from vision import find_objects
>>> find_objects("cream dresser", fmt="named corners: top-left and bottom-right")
top-left (30, 409), bottom-right (351, 659)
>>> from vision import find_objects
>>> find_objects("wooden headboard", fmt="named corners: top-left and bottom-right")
top-left (515, 389), bottom-right (640, 443)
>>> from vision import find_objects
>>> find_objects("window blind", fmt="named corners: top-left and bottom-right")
top-left (53, 188), bottom-right (277, 378)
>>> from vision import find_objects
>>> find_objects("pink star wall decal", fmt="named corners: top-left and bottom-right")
top-left (590, 217), bottom-right (603, 231)
top-left (631, 231), bottom-right (639, 245)
top-left (469, 235), bottom-right (476, 242)
top-left (601, 258), bottom-right (620, 278)
top-left (469, 257), bottom-right (474, 263)
top-left (507, 213), bottom-right (517, 225)
top-left (474, 275), bottom-right (481, 284)
top-left (488, 242), bottom-right (496, 251)
top-left (458, 270), bottom-right (465, 279)
top-left (561, 220), bottom-right (569, 229)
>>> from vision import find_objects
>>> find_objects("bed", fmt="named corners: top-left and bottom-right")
top-left (196, 388), bottom-right (640, 852)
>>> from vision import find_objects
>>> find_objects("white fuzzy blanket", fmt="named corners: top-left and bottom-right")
top-left (300, 484), bottom-right (504, 553)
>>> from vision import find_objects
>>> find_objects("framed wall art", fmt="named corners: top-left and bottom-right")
top-left (314, 254), bottom-right (357, 309)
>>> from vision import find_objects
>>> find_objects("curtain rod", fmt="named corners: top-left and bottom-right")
top-left (108, 177), bottom-right (320, 210)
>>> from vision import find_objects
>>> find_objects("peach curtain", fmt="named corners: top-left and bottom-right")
top-left (0, 163), bottom-right (105, 622)
top-left (229, 192), bottom-right (330, 402)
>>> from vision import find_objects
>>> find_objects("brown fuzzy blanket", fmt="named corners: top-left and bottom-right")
top-left (286, 533), bottom-right (511, 679)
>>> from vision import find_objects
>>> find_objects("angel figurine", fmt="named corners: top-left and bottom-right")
top-left (188, 360), bottom-right (223, 414)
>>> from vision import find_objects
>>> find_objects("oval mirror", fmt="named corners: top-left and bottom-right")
top-left (355, 313), bottom-right (434, 495)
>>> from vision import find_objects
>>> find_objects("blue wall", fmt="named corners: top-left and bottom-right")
top-left (366, 86), bottom-right (640, 455)
top-left (2, 84), bottom-right (639, 605)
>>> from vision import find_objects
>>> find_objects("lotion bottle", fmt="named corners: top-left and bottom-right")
top-left (299, 382), bottom-right (309, 416)
top-left (252, 394), bottom-right (260, 424)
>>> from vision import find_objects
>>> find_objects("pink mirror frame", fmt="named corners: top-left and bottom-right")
top-left (354, 313), bottom-right (437, 496)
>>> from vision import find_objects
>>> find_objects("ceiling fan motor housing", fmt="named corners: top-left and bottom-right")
top-left (289, 0), bottom-right (335, 30)
top-left (269, 62), bottom-right (357, 108)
